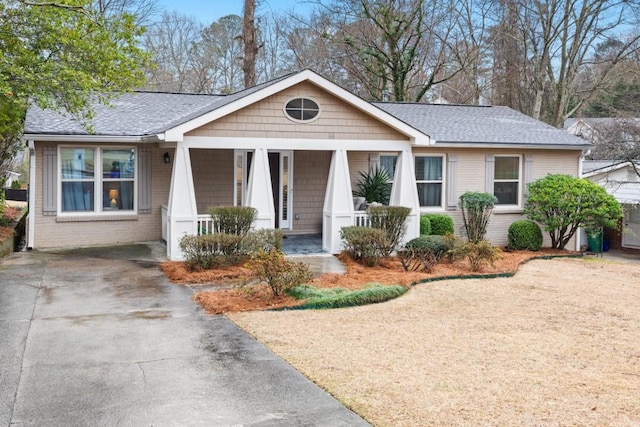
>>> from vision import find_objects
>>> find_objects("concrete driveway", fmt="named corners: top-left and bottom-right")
top-left (0, 244), bottom-right (368, 426)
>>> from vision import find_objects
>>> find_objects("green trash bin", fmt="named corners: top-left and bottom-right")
top-left (587, 230), bottom-right (603, 253)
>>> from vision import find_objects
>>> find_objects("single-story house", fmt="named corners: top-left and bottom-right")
top-left (23, 70), bottom-right (591, 260)
top-left (582, 160), bottom-right (640, 250)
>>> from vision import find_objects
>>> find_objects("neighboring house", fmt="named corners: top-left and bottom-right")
top-left (23, 70), bottom-right (590, 260)
top-left (4, 171), bottom-right (20, 188)
top-left (582, 160), bottom-right (640, 250)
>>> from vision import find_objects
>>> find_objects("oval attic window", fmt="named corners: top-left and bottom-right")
top-left (284, 98), bottom-right (320, 122)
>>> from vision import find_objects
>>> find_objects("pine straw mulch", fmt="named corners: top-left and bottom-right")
top-left (160, 248), bottom-right (576, 315)
top-left (0, 206), bottom-right (22, 241)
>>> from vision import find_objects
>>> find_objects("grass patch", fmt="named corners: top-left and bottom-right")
top-left (283, 283), bottom-right (407, 310)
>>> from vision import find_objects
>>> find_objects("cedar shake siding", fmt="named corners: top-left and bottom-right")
top-left (291, 150), bottom-right (331, 234)
top-left (186, 82), bottom-right (407, 141)
top-left (190, 149), bottom-right (234, 213)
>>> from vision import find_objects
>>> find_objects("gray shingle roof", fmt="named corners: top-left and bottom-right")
top-left (24, 70), bottom-right (590, 148)
top-left (582, 160), bottom-right (640, 174)
top-left (24, 73), bottom-right (294, 137)
top-left (375, 103), bottom-right (590, 147)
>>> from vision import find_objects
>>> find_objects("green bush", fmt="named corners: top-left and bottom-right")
top-left (525, 174), bottom-right (623, 249)
top-left (422, 214), bottom-right (454, 235)
top-left (442, 233), bottom-right (465, 263)
top-left (241, 228), bottom-right (283, 254)
top-left (179, 233), bottom-right (245, 271)
top-left (399, 235), bottom-right (448, 272)
top-left (10, 180), bottom-right (21, 189)
top-left (287, 283), bottom-right (407, 309)
top-left (340, 226), bottom-right (389, 266)
top-left (249, 249), bottom-right (313, 297)
top-left (209, 206), bottom-right (257, 236)
top-left (458, 240), bottom-right (501, 272)
top-left (459, 192), bottom-right (498, 243)
top-left (508, 220), bottom-right (543, 251)
top-left (353, 166), bottom-right (392, 204)
top-left (367, 205), bottom-right (411, 255)
top-left (419, 215), bottom-right (431, 235)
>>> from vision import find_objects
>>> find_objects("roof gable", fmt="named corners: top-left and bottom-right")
top-left (185, 81), bottom-right (408, 141)
top-left (164, 69), bottom-right (428, 143)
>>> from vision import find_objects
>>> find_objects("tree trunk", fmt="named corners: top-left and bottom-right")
top-left (243, 0), bottom-right (258, 88)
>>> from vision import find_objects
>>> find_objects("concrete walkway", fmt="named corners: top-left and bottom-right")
top-left (0, 245), bottom-right (368, 426)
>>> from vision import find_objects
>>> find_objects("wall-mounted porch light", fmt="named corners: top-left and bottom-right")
top-left (163, 152), bottom-right (170, 164)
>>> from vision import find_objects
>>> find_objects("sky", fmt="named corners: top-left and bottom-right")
top-left (156, 0), bottom-right (313, 24)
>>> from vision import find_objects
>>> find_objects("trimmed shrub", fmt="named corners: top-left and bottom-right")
top-left (367, 205), bottom-right (411, 255)
top-left (340, 226), bottom-right (389, 266)
top-left (179, 233), bottom-right (245, 271)
top-left (399, 235), bottom-right (448, 272)
top-left (422, 214), bottom-right (454, 235)
top-left (442, 233), bottom-right (465, 263)
top-left (419, 215), bottom-right (431, 235)
top-left (209, 206), bottom-right (257, 236)
top-left (458, 240), bottom-right (502, 272)
top-left (249, 249), bottom-right (313, 297)
top-left (287, 283), bottom-right (407, 309)
top-left (241, 228), bottom-right (283, 254)
top-left (508, 220), bottom-right (543, 251)
top-left (459, 192), bottom-right (498, 243)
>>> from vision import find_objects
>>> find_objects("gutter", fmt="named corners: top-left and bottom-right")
top-left (428, 141), bottom-right (592, 150)
top-left (22, 134), bottom-right (164, 143)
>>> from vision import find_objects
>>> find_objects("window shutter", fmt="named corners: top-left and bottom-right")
top-left (524, 154), bottom-right (534, 184)
top-left (43, 147), bottom-right (57, 215)
top-left (485, 155), bottom-right (495, 194)
top-left (138, 147), bottom-right (152, 214)
top-left (447, 154), bottom-right (457, 209)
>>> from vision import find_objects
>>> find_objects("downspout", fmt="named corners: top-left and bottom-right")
top-left (575, 149), bottom-right (592, 252)
top-left (27, 140), bottom-right (36, 250)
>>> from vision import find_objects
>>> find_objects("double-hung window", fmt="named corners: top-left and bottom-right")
top-left (415, 155), bottom-right (444, 208)
top-left (494, 155), bottom-right (521, 205)
top-left (60, 147), bottom-right (136, 213)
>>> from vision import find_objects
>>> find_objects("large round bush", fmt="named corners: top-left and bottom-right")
top-left (508, 220), bottom-right (543, 251)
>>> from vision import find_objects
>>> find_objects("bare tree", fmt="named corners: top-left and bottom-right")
top-left (142, 12), bottom-right (202, 92)
top-left (587, 119), bottom-right (640, 177)
top-left (520, 0), bottom-right (640, 126)
top-left (92, 0), bottom-right (159, 26)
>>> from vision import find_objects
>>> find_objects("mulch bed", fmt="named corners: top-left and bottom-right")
top-left (161, 248), bottom-right (576, 315)
top-left (0, 206), bottom-right (22, 241)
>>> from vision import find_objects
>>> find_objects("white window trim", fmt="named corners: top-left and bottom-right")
top-left (283, 96), bottom-right (321, 123)
top-left (493, 154), bottom-right (522, 210)
top-left (414, 153), bottom-right (446, 211)
top-left (57, 145), bottom-right (138, 216)
top-left (233, 150), bottom-right (252, 207)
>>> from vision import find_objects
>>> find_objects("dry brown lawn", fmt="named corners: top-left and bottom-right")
top-left (230, 257), bottom-right (640, 426)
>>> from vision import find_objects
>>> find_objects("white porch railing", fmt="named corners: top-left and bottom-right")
top-left (197, 214), bottom-right (215, 235)
top-left (161, 205), bottom-right (167, 241)
top-left (354, 210), bottom-right (371, 227)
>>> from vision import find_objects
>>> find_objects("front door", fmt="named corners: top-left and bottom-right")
top-left (623, 206), bottom-right (640, 248)
top-left (269, 151), bottom-right (292, 230)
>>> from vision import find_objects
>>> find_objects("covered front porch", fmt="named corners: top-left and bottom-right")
top-left (163, 139), bottom-right (421, 261)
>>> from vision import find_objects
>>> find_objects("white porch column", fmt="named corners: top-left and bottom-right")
top-left (323, 149), bottom-right (354, 253)
top-left (167, 145), bottom-right (198, 260)
top-left (246, 148), bottom-right (275, 229)
top-left (390, 149), bottom-right (420, 244)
